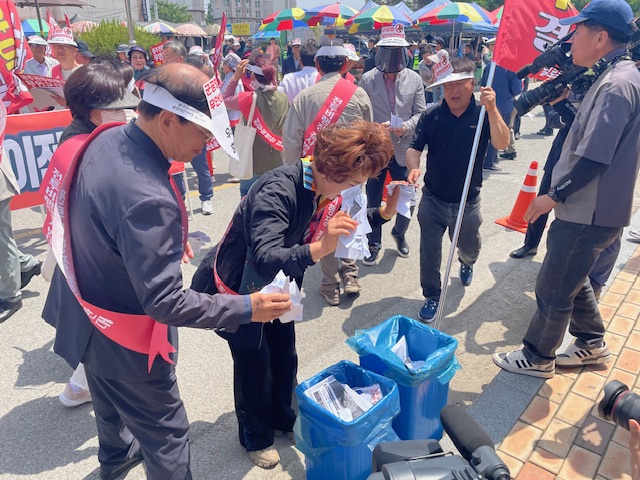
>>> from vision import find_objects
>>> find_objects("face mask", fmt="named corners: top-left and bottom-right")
top-left (100, 109), bottom-right (127, 124)
top-left (375, 47), bottom-right (409, 74)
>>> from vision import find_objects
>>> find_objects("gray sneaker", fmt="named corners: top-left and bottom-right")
top-left (493, 348), bottom-right (555, 378)
top-left (201, 200), bottom-right (213, 215)
top-left (343, 276), bottom-right (361, 295)
top-left (556, 341), bottom-right (611, 367)
top-left (320, 287), bottom-right (340, 306)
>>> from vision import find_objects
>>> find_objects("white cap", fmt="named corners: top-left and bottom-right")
top-left (292, 37), bottom-right (302, 46)
top-left (189, 45), bottom-right (206, 56)
top-left (343, 43), bottom-right (360, 61)
top-left (376, 24), bottom-right (409, 47)
top-left (427, 71), bottom-right (475, 90)
top-left (48, 27), bottom-right (78, 47)
top-left (427, 49), bottom-right (448, 64)
top-left (315, 39), bottom-right (347, 59)
top-left (28, 35), bottom-right (48, 46)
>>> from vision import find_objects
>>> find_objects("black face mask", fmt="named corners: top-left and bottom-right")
top-left (375, 46), bottom-right (410, 73)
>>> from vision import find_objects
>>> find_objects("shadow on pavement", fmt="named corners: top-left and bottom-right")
top-left (13, 339), bottom-right (70, 388)
top-left (0, 396), bottom-right (97, 475)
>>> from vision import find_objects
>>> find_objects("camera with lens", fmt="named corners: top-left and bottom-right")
top-left (599, 380), bottom-right (640, 430)
top-left (366, 405), bottom-right (510, 480)
top-left (512, 18), bottom-right (640, 116)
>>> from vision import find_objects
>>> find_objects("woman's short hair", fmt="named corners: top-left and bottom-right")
top-left (314, 121), bottom-right (392, 183)
top-left (251, 54), bottom-right (276, 86)
top-left (63, 63), bottom-right (128, 120)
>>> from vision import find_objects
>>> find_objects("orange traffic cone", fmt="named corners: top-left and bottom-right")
top-left (495, 161), bottom-right (539, 233)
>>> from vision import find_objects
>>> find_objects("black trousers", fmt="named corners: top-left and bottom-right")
top-left (84, 363), bottom-right (192, 479)
top-left (226, 320), bottom-right (298, 451)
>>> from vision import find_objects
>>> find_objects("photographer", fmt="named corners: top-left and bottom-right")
top-left (494, 0), bottom-right (640, 378)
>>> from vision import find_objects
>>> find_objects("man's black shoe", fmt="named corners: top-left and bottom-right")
top-left (0, 298), bottom-right (23, 323)
top-left (362, 249), bottom-right (380, 266)
top-left (392, 234), bottom-right (410, 258)
top-left (459, 262), bottom-right (473, 286)
top-left (536, 127), bottom-right (553, 136)
top-left (483, 165), bottom-right (502, 172)
top-left (21, 261), bottom-right (42, 289)
top-left (510, 246), bottom-right (537, 259)
top-left (99, 449), bottom-right (144, 480)
top-left (499, 151), bottom-right (517, 160)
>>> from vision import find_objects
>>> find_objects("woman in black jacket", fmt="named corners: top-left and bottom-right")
top-left (192, 120), bottom-right (399, 468)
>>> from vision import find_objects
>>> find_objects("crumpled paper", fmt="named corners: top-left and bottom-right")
top-left (259, 270), bottom-right (303, 323)
top-left (335, 185), bottom-right (371, 260)
top-left (386, 182), bottom-right (417, 219)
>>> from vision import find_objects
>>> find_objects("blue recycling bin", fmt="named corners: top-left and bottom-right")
top-left (294, 360), bottom-right (401, 480)
top-left (346, 315), bottom-right (461, 441)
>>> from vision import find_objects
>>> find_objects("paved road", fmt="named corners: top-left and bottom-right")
top-left (2, 105), bottom-right (639, 479)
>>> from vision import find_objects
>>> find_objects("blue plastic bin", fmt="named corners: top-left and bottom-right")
top-left (346, 315), bottom-right (461, 441)
top-left (294, 360), bottom-right (400, 480)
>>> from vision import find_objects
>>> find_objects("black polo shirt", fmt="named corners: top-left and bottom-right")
top-left (410, 96), bottom-right (491, 203)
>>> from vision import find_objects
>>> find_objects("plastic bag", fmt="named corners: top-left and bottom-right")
top-left (346, 315), bottom-right (461, 388)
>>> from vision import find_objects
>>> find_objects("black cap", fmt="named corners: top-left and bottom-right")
top-left (76, 40), bottom-right (95, 59)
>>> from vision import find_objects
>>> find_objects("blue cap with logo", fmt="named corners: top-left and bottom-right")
top-left (559, 0), bottom-right (636, 37)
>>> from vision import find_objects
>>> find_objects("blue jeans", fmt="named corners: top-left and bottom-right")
top-left (522, 219), bottom-right (621, 363)
top-left (173, 148), bottom-right (213, 202)
top-left (240, 174), bottom-right (260, 197)
top-left (483, 108), bottom-right (513, 168)
top-left (366, 156), bottom-right (413, 251)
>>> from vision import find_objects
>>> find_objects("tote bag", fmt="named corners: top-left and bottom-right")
top-left (229, 93), bottom-right (256, 180)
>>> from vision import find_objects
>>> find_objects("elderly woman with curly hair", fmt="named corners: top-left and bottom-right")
top-left (192, 120), bottom-right (399, 468)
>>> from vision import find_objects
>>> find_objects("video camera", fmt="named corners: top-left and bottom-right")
top-left (512, 18), bottom-right (640, 116)
top-left (367, 405), bottom-right (510, 480)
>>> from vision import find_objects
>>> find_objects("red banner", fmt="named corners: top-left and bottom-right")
top-left (0, 0), bottom-right (34, 114)
top-left (46, 9), bottom-right (59, 40)
top-left (210, 12), bottom-right (226, 80)
top-left (150, 42), bottom-right (165, 67)
top-left (493, 0), bottom-right (579, 80)
top-left (6, 109), bottom-right (72, 210)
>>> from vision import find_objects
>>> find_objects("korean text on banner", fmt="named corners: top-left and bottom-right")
top-left (150, 42), bottom-right (165, 67)
top-left (203, 76), bottom-right (238, 161)
top-left (232, 23), bottom-right (250, 36)
top-left (5, 110), bottom-right (72, 210)
top-left (493, 0), bottom-right (579, 80)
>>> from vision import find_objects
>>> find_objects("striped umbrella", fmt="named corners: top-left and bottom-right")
top-left (261, 7), bottom-right (306, 29)
top-left (259, 19), bottom-right (308, 31)
top-left (344, 4), bottom-right (413, 33)
top-left (491, 6), bottom-right (503, 24)
top-left (414, 2), bottom-right (496, 25)
top-left (306, 2), bottom-right (359, 27)
top-left (144, 21), bottom-right (177, 34)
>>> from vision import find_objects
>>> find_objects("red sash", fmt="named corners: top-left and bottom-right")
top-left (51, 64), bottom-right (62, 80)
top-left (304, 195), bottom-right (342, 244)
top-left (237, 92), bottom-right (283, 151)
top-left (302, 77), bottom-right (358, 157)
top-left (40, 123), bottom-right (188, 373)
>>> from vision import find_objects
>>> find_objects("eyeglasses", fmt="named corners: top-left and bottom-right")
top-left (192, 122), bottom-right (214, 143)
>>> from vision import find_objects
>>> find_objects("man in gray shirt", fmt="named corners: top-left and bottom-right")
top-left (494, 0), bottom-right (640, 378)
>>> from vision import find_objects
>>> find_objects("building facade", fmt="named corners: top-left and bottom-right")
top-left (209, 0), bottom-right (298, 34)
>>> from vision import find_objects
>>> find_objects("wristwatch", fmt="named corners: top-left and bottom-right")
top-left (548, 186), bottom-right (562, 203)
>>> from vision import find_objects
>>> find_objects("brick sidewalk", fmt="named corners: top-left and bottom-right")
top-left (495, 246), bottom-right (640, 480)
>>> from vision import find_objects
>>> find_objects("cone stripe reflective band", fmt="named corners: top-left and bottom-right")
top-left (495, 161), bottom-right (539, 233)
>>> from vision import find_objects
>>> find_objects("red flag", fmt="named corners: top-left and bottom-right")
top-left (493, 0), bottom-right (579, 80)
top-left (210, 12), bottom-right (226, 81)
top-left (64, 13), bottom-right (71, 28)
top-left (46, 9), bottom-right (60, 40)
top-left (0, 0), bottom-right (33, 114)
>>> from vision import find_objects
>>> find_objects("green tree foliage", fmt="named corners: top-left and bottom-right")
top-left (157, 0), bottom-right (193, 23)
top-left (78, 21), bottom-right (162, 58)
top-left (206, 1), bottom-right (215, 24)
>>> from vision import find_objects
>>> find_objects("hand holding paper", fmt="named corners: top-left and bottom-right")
top-left (386, 181), bottom-right (417, 219)
top-left (259, 270), bottom-right (303, 323)
top-left (335, 185), bottom-right (371, 260)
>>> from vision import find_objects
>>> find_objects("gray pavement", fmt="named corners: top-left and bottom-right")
top-left (2, 105), bottom-right (639, 479)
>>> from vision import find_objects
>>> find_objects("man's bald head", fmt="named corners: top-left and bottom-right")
top-left (138, 63), bottom-right (210, 120)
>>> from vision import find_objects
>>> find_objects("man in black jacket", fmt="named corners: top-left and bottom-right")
top-left (282, 37), bottom-right (303, 75)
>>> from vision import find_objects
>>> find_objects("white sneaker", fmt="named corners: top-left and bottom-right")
top-left (59, 382), bottom-right (92, 407)
top-left (556, 341), bottom-right (611, 367)
top-left (248, 445), bottom-right (279, 468)
top-left (493, 348), bottom-right (555, 378)
top-left (201, 200), bottom-right (213, 215)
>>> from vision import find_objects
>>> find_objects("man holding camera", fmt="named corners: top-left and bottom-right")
top-left (494, 0), bottom-right (640, 378)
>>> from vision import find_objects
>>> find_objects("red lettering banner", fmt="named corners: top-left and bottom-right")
top-left (6, 109), bottom-right (72, 210)
top-left (493, 0), bottom-right (579, 80)
top-left (150, 42), bottom-right (165, 67)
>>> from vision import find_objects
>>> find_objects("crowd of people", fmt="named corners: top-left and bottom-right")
top-left (1, 0), bottom-right (640, 477)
